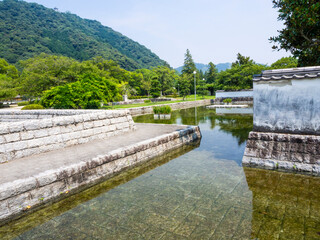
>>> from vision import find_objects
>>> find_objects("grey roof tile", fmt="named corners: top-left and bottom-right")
top-left (253, 66), bottom-right (320, 81)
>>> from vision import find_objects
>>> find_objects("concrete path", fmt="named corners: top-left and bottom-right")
top-left (0, 123), bottom-right (188, 185)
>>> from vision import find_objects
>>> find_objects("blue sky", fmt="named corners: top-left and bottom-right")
top-left (25, 0), bottom-right (291, 68)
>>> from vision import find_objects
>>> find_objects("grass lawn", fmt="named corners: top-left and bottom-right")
top-left (104, 95), bottom-right (215, 109)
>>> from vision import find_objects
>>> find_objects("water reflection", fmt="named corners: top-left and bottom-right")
top-left (244, 167), bottom-right (320, 240)
top-left (133, 106), bottom-right (253, 146)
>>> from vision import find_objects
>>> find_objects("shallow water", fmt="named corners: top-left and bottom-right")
top-left (1, 106), bottom-right (320, 239)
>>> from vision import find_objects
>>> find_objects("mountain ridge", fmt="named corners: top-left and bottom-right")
top-left (0, 0), bottom-right (166, 70)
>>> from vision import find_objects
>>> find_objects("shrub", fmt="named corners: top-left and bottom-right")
top-left (21, 104), bottom-right (45, 110)
top-left (17, 101), bottom-right (30, 106)
top-left (153, 105), bottom-right (172, 114)
top-left (144, 100), bottom-right (151, 103)
top-left (223, 98), bottom-right (232, 104)
top-left (40, 73), bottom-right (122, 109)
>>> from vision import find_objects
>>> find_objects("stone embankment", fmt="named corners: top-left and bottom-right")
top-left (0, 110), bottom-right (135, 163)
top-left (0, 108), bottom-right (202, 225)
top-left (243, 132), bottom-right (320, 175)
top-left (128, 99), bottom-right (212, 116)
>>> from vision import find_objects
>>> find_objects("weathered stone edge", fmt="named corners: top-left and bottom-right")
top-left (242, 156), bottom-right (320, 175)
top-left (0, 125), bottom-right (201, 225)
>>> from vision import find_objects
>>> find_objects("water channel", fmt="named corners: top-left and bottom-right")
top-left (1, 106), bottom-right (320, 239)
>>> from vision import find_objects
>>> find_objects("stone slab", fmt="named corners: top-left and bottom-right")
top-left (0, 123), bottom-right (201, 225)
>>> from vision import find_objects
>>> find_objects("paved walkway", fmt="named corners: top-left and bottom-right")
top-left (0, 123), bottom-right (188, 184)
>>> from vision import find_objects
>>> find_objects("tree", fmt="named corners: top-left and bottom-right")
top-left (197, 78), bottom-right (208, 98)
top-left (153, 66), bottom-right (176, 95)
top-left (270, 0), bottom-right (320, 66)
top-left (40, 73), bottom-right (121, 109)
top-left (205, 62), bottom-right (218, 95)
top-left (19, 54), bottom-right (80, 97)
top-left (178, 75), bottom-right (191, 100)
top-left (214, 54), bottom-right (266, 91)
top-left (150, 76), bottom-right (161, 98)
top-left (0, 58), bottom-right (19, 100)
top-left (181, 49), bottom-right (198, 93)
top-left (181, 49), bottom-right (196, 75)
top-left (271, 57), bottom-right (298, 69)
top-left (231, 53), bottom-right (253, 68)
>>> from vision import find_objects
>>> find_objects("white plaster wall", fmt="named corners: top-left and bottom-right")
top-left (253, 78), bottom-right (320, 134)
top-left (216, 91), bottom-right (253, 98)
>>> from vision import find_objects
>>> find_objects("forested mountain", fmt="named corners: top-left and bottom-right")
top-left (0, 0), bottom-right (166, 70)
top-left (175, 62), bottom-right (231, 74)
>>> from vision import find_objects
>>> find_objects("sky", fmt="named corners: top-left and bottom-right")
top-left (25, 0), bottom-right (291, 68)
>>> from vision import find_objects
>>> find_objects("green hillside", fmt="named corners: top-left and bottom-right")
top-left (0, 0), bottom-right (166, 70)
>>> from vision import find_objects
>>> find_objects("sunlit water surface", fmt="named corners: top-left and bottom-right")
top-left (1, 106), bottom-right (320, 240)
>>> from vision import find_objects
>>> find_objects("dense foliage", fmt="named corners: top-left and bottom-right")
top-left (40, 73), bottom-right (122, 109)
top-left (270, 0), bottom-right (320, 66)
top-left (0, 52), bottom-right (298, 107)
top-left (0, 55), bottom-right (180, 108)
top-left (0, 0), bottom-right (166, 70)
top-left (0, 58), bottom-right (19, 99)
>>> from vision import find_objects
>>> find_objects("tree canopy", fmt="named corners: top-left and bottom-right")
top-left (270, 0), bottom-right (320, 66)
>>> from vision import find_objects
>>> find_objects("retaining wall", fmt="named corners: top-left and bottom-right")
top-left (0, 110), bottom-right (135, 163)
top-left (0, 125), bottom-right (201, 225)
top-left (128, 99), bottom-right (212, 116)
top-left (243, 131), bottom-right (320, 175)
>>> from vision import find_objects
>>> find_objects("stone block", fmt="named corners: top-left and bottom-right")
top-left (81, 129), bottom-right (94, 138)
top-left (259, 133), bottom-right (273, 141)
top-left (33, 129), bottom-right (49, 138)
top-left (93, 120), bottom-right (104, 128)
top-left (21, 148), bottom-right (39, 158)
top-left (47, 126), bottom-right (61, 136)
top-left (4, 133), bottom-right (20, 143)
top-left (61, 133), bottom-right (72, 142)
top-left (88, 113), bottom-right (99, 121)
top-left (13, 141), bottom-right (28, 151)
top-left (73, 123), bottom-right (84, 132)
top-left (102, 118), bottom-right (111, 126)
top-left (23, 121), bottom-right (40, 131)
top-left (27, 138), bottom-right (43, 148)
top-left (8, 123), bottom-right (24, 133)
top-left (83, 121), bottom-right (94, 130)
top-left (0, 154), bottom-right (7, 163)
top-left (246, 139), bottom-right (258, 149)
top-left (82, 114), bottom-right (91, 122)
top-left (248, 131), bottom-right (258, 140)
top-left (73, 115), bottom-right (84, 123)
top-left (65, 139), bottom-right (79, 147)
top-left (0, 135), bottom-right (5, 144)
top-left (20, 131), bottom-right (34, 141)
top-left (38, 119), bottom-right (53, 129)
top-left (289, 135), bottom-right (305, 143)
top-left (291, 153), bottom-right (304, 162)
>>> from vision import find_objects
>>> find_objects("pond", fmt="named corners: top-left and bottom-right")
top-left (1, 106), bottom-right (320, 239)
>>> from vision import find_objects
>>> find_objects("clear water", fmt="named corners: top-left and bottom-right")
top-left (1, 106), bottom-right (320, 240)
